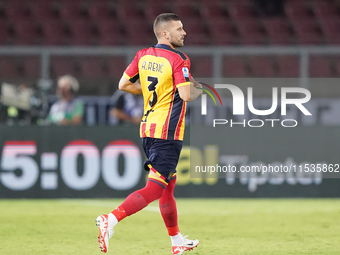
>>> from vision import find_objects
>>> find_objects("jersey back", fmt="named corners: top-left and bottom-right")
top-left (124, 44), bottom-right (191, 141)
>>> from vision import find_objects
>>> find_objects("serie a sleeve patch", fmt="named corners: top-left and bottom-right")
top-left (182, 67), bottom-right (189, 78)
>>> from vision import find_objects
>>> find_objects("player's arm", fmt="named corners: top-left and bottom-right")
top-left (178, 78), bottom-right (203, 102)
top-left (119, 51), bottom-right (142, 94)
top-left (118, 75), bottom-right (142, 94)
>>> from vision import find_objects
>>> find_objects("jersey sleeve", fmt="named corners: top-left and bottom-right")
top-left (124, 52), bottom-right (140, 83)
top-left (173, 56), bottom-right (192, 88)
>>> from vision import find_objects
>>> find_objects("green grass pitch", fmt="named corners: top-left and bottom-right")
top-left (1, 198), bottom-right (340, 255)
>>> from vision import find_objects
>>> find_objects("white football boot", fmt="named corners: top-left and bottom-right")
top-left (172, 235), bottom-right (199, 255)
top-left (95, 215), bottom-right (114, 253)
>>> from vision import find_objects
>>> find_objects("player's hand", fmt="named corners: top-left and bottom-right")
top-left (195, 82), bottom-right (203, 89)
top-left (190, 77), bottom-right (202, 88)
top-left (132, 116), bottom-right (142, 124)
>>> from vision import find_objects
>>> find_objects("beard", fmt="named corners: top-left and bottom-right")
top-left (170, 37), bottom-right (184, 48)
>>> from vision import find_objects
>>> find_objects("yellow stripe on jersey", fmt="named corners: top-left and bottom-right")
top-left (176, 82), bottom-right (190, 88)
top-left (123, 72), bottom-right (131, 80)
top-left (124, 44), bottom-right (191, 141)
top-left (138, 55), bottom-right (178, 139)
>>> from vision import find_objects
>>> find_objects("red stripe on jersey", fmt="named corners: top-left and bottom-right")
top-left (174, 101), bottom-right (186, 140)
top-left (161, 86), bottom-right (176, 139)
top-left (141, 123), bottom-right (147, 137)
top-left (149, 123), bottom-right (156, 138)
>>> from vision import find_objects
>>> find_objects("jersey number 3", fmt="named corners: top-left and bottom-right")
top-left (147, 76), bottom-right (158, 107)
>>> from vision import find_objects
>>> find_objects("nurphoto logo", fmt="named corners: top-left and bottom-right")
top-left (200, 84), bottom-right (312, 128)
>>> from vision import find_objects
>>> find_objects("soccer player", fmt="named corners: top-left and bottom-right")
top-left (95, 13), bottom-right (203, 255)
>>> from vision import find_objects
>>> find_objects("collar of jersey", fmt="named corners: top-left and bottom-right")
top-left (154, 44), bottom-right (173, 50)
top-left (153, 44), bottom-right (187, 60)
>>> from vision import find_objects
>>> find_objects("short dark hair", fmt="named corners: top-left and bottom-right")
top-left (153, 13), bottom-right (181, 38)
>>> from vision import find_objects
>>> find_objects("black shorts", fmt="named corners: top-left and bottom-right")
top-left (141, 137), bottom-right (183, 183)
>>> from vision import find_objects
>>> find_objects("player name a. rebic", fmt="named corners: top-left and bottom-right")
top-left (141, 61), bottom-right (164, 73)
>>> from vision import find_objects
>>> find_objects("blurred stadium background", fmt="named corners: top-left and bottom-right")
top-left (1, 0), bottom-right (340, 95)
top-left (1, 1), bottom-right (340, 254)
top-left (0, 0), bottom-right (340, 199)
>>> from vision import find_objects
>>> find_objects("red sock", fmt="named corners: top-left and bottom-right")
top-left (159, 178), bottom-right (179, 236)
top-left (111, 205), bottom-right (126, 222)
top-left (112, 178), bottom-right (166, 221)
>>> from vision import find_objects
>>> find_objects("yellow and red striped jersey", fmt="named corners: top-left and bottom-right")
top-left (124, 44), bottom-right (191, 141)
